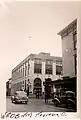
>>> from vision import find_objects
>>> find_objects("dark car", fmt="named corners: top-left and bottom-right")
top-left (11, 91), bottom-right (28, 104)
top-left (52, 91), bottom-right (76, 109)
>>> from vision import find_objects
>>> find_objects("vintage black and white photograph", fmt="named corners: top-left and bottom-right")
top-left (2, 1), bottom-right (79, 112)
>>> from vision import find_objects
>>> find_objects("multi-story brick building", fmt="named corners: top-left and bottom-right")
top-left (53, 19), bottom-right (77, 93)
top-left (58, 19), bottom-right (77, 78)
top-left (11, 52), bottom-right (62, 95)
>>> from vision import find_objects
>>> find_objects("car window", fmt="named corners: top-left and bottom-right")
top-left (67, 93), bottom-right (74, 97)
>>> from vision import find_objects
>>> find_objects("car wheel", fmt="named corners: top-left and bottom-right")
top-left (67, 102), bottom-right (73, 109)
top-left (25, 101), bottom-right (28, 104)
top-left (14, 100), bottom-right (17, 104)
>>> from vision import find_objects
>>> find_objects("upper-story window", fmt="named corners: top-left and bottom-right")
top-left (56, 65), bottom-right (62, 75)
top-left (12, 72), bottom-right (15, 80)
top-left (28, 59), bottom-right (30, 75)
top-left (34, 59), bottom-right (42, 74)
top-left (21, 66), bottom-right (23, 77)
top-left (45, 60), bottom-right (53, 74)
top-left (17, 69), bottom-right (19, 78)
top-left (74, 54), bottom-right (77, 75)
top-left (73, 32), bottom-right (77, 50)
top-left (23, 66), bottom-right (24, 77)
top-left (19, 68), bottom-right (20, 78)
top-left (73, 32), bottom-right (77, 75)
top-left (25, 62), bottom-right (27, 76)
top-left (34, 58), bottom-right (42, 64)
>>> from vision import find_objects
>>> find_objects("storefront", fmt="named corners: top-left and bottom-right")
top-left (52, 77), bottom-right (76, 94)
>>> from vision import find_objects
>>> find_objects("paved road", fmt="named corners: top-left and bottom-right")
top-left (6, 97), bottom-right (75, 112)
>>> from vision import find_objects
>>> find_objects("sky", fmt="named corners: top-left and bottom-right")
top-left (0, 1), bottom-right (80, 82)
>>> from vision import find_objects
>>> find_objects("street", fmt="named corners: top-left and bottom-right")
top-left (6, 96), bottom-right (75, 112)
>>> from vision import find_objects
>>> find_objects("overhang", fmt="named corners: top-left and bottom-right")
top-left (58, 19), bottom-right (77, 36)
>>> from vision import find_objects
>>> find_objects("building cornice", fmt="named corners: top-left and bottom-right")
top-left (12, 53), bottom-right (62, 72)
top-left (58, 19), bottom-right (77, 38)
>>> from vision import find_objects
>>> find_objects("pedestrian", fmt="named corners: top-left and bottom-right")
top-left (45, 92), bottom-right (48, 103)
top-left (27, 86), bottom-right (29, 96)
top-left (25, 87), bottom-right (29, 97)
top-left (36, 90), bottom-right (39, 99)
top-left (35, 91), bottom-right (37, 98)
top-left (38, 90), bottom-right (39, 99)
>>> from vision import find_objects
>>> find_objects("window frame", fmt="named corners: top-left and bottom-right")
top-left (56, 65), bottom-right (62, 75)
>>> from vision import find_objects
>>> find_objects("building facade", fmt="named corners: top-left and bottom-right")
top-left (11, 52), bottom-right (62, 95)
top-left (52, 19), bottom-right (77, 94)
top-left (58, 19), bottom-right (77, 78)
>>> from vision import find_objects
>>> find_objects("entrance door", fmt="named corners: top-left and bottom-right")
top-left (34, 78), bottom-right (42, 96)
top-left (45, 78), bottom-right (52, 98)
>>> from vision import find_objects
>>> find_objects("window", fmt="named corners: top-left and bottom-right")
top-left (73, 32), bottom-right (77, 50)
top-left (74, 55), bottom-right (77, 75)
top-left (28, 59), bottom-right (30, 75)
top-left (46, 60), bottom-right (53, 64)
top-left (34, 58), bottom-right (42, 64)
top-left (45, 64), bottom-right (52, 74)
top-left (20, 68), bottom-right (21, 77)
top-left (23, 65), bottom-right (24, 77)
top-left (34, 59), bottom-right (42, 74)
top-left (21, 67), bottom-right (22, 77)
top-left (74, 40), bottom-right (77, 50)
top-left (56, 65), bottom-right (62, 75)
top-left (25, 63), bottom-right (27, 76)
top-left (45, 60), bottom-right (53, 74)
top-left (34, 63), bottom-right (42, 74)
top-left (19, 68), bottom-right (20, 78)
top-left (73, 32), bottom-right (77, 75)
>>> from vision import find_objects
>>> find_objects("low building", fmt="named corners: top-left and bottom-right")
top-left (6, 78), bottom-right (12, 96)
top-left (11, 52), bottom-right (62, 95)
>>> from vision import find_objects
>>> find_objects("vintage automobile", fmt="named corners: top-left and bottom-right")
top-left (52, 91), bottom-right (76, 109)
top-left (11, 91), bottom-right (28, 104)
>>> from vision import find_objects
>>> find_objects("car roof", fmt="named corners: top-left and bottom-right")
top-left (65, 91), bottom-right (75, 95)
top-left (15, 91), bottom-right (26, 94)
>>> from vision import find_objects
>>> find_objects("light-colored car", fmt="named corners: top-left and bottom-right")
top-left (11, 91), bottom-right (28, 104)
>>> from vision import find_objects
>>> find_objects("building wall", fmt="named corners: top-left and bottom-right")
top-left (58, 19), bottom-right (77, 78)
top-left (62, 32), bottom-right (75, 77)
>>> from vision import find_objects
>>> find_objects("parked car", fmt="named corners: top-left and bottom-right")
top-left (52, 91), bottom-right (76, 109)
top-left (11, 91), bottom-right (28, 104)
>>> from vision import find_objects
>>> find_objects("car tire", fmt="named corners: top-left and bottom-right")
top-left (25, 101), bottom-right (28, 104)
top-left (14, 100), bottom-right (17, 104)
top-left (67, 102), bottom-right (73, 109)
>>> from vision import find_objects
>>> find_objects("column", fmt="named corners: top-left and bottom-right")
top-left (53, 62), bottom-right (56, 76)
top-left (42, 61), bottom-right (45, 92)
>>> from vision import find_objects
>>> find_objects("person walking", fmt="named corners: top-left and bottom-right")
top-left (45, 88), bottom-right (49, 103)
top-left (27, 86), bottom-right (29, 96)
